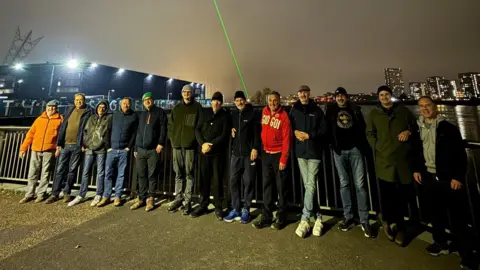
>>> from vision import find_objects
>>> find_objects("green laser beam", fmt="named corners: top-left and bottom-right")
top-left (212, 0), bottom-right (248, 98)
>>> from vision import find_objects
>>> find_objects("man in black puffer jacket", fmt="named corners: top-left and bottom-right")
top-left (68, 100), bottom-right (112, 207)
top-left (130, 92), bottom-right (168, 212)
top-left (191, 91), bottom-right (230, 219)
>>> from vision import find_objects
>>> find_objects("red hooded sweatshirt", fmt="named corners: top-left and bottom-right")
top-left (261, 106), bottom-right (291, 165)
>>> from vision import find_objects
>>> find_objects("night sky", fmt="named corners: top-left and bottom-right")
top-left (1, 0), bottom-right (479, 99)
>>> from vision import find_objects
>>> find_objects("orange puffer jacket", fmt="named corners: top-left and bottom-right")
top-left (20, 112), bottom-right (64, 152)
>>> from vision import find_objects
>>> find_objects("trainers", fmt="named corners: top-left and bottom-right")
top-left (240, 208), bottom-right (250, 224)
top-left (19, 197), bottom-right (34, 204)
top-left (182, 203), bottom-right (192, 215)
top-left (295, 221), bottom-right (311, 238)
top-left (395, 229), bottom-right (406, 247)
top-left (96, 197), bottom-right (110, 207)
top-left (145, 197), bottom-right (154, 212)
top-left (90, 195), bottom-right (102, 207)
top-left (271, 219), bottom-right (285, 230)
top-left (35, 195), bottom-right (46, 203)
top-left (68, 196), bottom-right (85, 207)
top-left (45, 195), bottom-right (59, 204)
top-left (215, 209), bottom-right (224, 221)
top-left (312, 218), bottom-right (324, 237)
top-left (338, 218), bottom-right (355, 232)
top-left (63, 195), bottom-right (73, 203)
top-left (361, 222), bottom-right (374, 238)
top-left (130, 198), bottom-right (145, 210)
top-left (113, 198), bottom-right (122, 207)
top-left (426, 243), bottom-right (449, 256)
top-left (252, 217), bottom-right (272, 229)
top-left (167, 200), bottom-right (183, 213)
top-left (223, 209), bottom-right (241, 223)
top-left (383, 222), bottom-right (396, 241)
top-left (190, 207), bottom-right (208, 218)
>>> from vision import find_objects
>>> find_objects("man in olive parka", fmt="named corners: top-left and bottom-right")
top-left (366, 85), bottom-right (418, 247)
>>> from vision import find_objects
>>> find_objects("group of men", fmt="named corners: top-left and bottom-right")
top-left (18, 84), bottom-right (477, 269)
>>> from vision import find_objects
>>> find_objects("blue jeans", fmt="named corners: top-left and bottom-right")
top-left (79, 151), bottom-right (106, 198)
top-left (297, 158), bottom-right (322, 222)
top-left (52, 144), bottom-right (82, 197)
top-left (104, 149), bottom-right (129, 198)
top-left (333, 147), bottom-right (369, 223)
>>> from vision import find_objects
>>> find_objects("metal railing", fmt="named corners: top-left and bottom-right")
top-left (1, 125), bottom-right (479, 235)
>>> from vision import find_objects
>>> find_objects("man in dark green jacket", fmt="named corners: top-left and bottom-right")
top-left (366, 85), bottom-right (418, 247)
top-left (167, 85), bottom-right (203, 215)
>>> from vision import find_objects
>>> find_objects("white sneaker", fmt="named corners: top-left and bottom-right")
top-left (68, 196), bottom-right (85, 207)
top-left (312, 218), bottom-right (324, 237)
top-left (295, 221), bottom-right (311, 238)
top-left (90, 195), bottom-right (101, 207)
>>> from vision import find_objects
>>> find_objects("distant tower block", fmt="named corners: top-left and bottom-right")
top-left (2, 27), bottom-right (44, 65)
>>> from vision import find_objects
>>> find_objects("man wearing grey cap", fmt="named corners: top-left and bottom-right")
top-left (167, 84), bottom-right (203, 215)
top-left (18, 100), bottom-right (63, 203)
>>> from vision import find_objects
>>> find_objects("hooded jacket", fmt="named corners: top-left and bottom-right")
top-left (261, 106), bottom-right (291, 165)
top-left (83, 100), bottom-right (113, 152)
top-left (289, 99), bottom-right (327, 159)
top-left (168, 99), bottom-right (203, 149)
top-left (414, 116), bottom-right (467, 183)
top-left (195, 107), bottom-right (230, 156)
top-left (110, 108), bottom-right (139, 150)
top-left (231, 103), bottom-right (261, 157)
top-left (57, 104), bottom-right (93, 148)
top-left (136, 105), bottom-right (168, 150)
top-left (20, 111), bottom-right (64, 152)
top-left (325, 102), bottom-right (369, 155)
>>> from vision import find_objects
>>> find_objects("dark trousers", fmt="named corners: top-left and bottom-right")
top-left (199, 153), bottom-right (224, 210)
top-left (135, 148), bottom-right (158, 201)
top-left (378, 179), bottom-right (414, 229)
top-left (52, 144), bottom-right (82, 197)
top-left (230, 154), bottom-right (256, 212)
top-left (262, 152), bottom-right (288, 222)
top-left (425, 173), bottom-right (473, 257)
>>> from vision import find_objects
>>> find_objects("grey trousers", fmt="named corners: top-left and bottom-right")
top-left (172, 148), bottom-right (195, 205)
top-left (25, 150), bottom-right (56, 198)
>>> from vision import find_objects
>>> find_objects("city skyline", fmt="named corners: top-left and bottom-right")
top-left (0, 0), bottom-right (479, 99)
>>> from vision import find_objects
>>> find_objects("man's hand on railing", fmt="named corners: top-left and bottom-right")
top-left (55, 147), bottom-right (62, 158)
top-left (451, 179), bottom-right (463, 190)
top-left (413, 172), bottom-right (422, 184)
top-left (19, 151), bottom-right (26, 159)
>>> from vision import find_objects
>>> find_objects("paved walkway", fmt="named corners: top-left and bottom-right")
top-left (0, 189), bottom-right (464, 270)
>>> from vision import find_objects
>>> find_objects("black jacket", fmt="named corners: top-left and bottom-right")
top-left (289, 99), bottom-right (327, 159)
top-left (195, 107), bottom-right (230, 156)
top-left (136, 105), bottom-right (168, 150)
top-left (326, 102), bottom-right (369, 155)
top-left (57, 105), bottom-right (93, 148)
top-left (110, 109), bottom-right (139, 150)
top-left (83, 101), bottom-right (113, 152)
top-left (414, 119), bottom-right (467, 183)
top-left (168, 100), bottom-right (203, 149)
top-left (230, 104), bottom-right (261, 157)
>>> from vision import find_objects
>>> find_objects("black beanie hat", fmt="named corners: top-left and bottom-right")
top-left (377, 85), bottom-right (392, 95)
top-left (212, 91), bottom-right (223, 103)
top-left (335, 87), bottom-right (348, 97)
top-left (234, 90), bottom-right (246, 100)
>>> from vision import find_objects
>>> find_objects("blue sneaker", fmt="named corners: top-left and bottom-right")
top-left (240, 208), bottom-right (250, 224)
top-left (223, 209), bottom-right (241, 222)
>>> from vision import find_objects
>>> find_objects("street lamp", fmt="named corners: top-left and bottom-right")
top-left (107, 89), bottom-right (115, 101)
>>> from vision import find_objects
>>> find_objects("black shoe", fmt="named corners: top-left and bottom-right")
top-left (182, 203), bottom-right (192, 215)
top-left (361, 222), bottom-right (374, 238)
top-left (271, 219), bottom-right (285, 230)
top-left (190, 207), bottom-right (208, 218)
top-left (338, 218), bottom-right (355, 232)
top-left (426, 243), bottom-right (449, 256)
top-left (167, 200), bottom-right (182, 213)
top-left (252, 218), bottom-right (272, 229)
top-left (395, 230), bottom-right (406, 247)
top-left (215, 209), bottom-right (224, 221)
top-left (383, 222), bottom-right (396, 241)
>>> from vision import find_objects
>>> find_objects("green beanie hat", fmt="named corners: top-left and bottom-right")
top-left (142, 92), bottom-right (153, 100)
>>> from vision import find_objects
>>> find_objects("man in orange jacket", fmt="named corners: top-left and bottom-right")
top-left (18, 100), bottom-right (63, 203)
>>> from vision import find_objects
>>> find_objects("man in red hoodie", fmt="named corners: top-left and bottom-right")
top-left (253, 91), bottom-right (291, 230)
